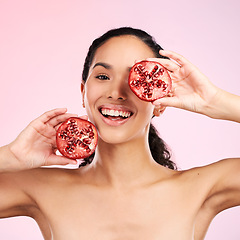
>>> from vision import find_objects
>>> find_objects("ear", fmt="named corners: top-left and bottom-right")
top-left (153, 105), bottom-right (166, 117)
top-left (81, 82), bottom-right (85, 108)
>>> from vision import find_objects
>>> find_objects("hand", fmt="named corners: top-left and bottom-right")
top-left (152, 50), bottom-right (221, 117)
top-left (8, 109), bottom-right (87, 170)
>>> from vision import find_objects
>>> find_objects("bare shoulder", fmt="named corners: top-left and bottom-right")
top-left (0, 166), bottom-right (90, 218)
top-left (189, 158), bottom-right (240, 240)
top-left (179, 158), bottom-right (240, 212)
top-left (22, 167), bottom-right (88, 189)
top-left (0, 167), bottom-right (79, 185)
top-left (193, 158), bottom-right (240, 193)
top-left (178, 158), bottom-right (240, 185)
top-left (0, 167), bottom-right (85, 206)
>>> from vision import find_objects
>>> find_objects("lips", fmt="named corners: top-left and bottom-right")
top-left (101, 108), bottom-right (131, 118)
top-left (98, 105), bottom-right (134, 126)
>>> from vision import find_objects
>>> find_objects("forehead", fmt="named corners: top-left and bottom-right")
top-left (91, 35), bottom-right (156, 68)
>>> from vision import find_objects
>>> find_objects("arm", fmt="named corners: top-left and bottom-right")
top-left (152, 50), bottom-right (240, 238)
top-left (193, 158), bottom-right (240, 240)
top-left (0, 108), bottom-right (78, 172)
top-left (0, 109), bottom-right (82, 220)
top-left (153, 50), bottom-right (240, 123)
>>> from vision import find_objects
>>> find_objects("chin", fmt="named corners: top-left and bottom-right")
top-left (97, 127), bottom-right (148, 146)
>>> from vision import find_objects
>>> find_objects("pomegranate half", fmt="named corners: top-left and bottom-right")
top-left (56, 117), bottom-right (98, 159)
top-left (129, 60), bottom-right (172, 101)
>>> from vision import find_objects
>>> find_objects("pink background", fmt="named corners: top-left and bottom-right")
top-left (0, 0), bottom-right (240, 239)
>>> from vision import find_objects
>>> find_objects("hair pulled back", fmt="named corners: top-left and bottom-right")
top-left (80, 27), bottom-right (176, 170)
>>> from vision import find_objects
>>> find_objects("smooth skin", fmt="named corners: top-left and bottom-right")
top-left (0, 35), bottom-right (240, 240)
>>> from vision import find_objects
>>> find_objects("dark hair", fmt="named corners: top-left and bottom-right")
top-left (80, 27), bottom-right (176, 170)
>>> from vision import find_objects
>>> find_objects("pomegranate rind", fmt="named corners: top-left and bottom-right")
top-left (56, 117), bottom-right (98, 160)
top-left (128, 60), bottom-right (172, 102)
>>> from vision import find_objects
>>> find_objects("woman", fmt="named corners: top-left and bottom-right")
top-left (0, 27), bottom-right (239, 240)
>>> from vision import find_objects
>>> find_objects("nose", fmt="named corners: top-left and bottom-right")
top-left (107, 76), bottom-right (129, 101)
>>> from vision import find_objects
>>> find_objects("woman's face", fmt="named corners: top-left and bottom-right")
top-left (82, 35), bottom-right (157, 144)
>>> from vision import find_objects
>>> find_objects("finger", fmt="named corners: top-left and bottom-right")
top-left (53, 115), bottom-right (89, 131)
top-left (159, 50), bottom-right (190, 67)
top-left (152, 96), bottom-right (181, 109)
top-left (153, 105), bottom-right (166, 117)
top-left (79, 115), bottom-right (88, 120)
top-left (48, 113), bottom-right (78, 128)
top-left (37, 108), bottom-right (68, 124)
top-left (146, 58), bottom-right (181, 72)
top-left (45, 155), bottom-right (78, 166)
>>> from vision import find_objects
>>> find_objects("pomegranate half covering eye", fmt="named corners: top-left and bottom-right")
top-left (56, 117), bottom-right (98, 159)
top-left (128, 61), bottom-right (172, 101)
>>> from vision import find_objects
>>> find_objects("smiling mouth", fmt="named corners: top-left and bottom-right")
top-left (99, 107), bottom-right (133, 120)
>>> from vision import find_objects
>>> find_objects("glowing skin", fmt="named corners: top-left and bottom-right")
top-left (82, 35), bottom-right (157, 145)
top-left (1, 33), bottom-right (240, 240)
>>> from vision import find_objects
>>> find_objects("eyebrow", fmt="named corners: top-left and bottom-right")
top-left (92, 62), bottom-right (133, 72)
top-left (92, 62), bottom-right (112, 70)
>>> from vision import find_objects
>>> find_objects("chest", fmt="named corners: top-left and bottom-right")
top-left (36, 184), bottom-right (200, 240)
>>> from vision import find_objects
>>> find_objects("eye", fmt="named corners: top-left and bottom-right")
top-left (95, 74), bottom-right (110, 80)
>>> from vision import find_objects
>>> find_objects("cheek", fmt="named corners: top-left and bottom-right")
top-left (130, 101), bottom-right (154, 136)
top-left (83, 83), bottom-right (101, 121)
top-left (85, 81), bottom-right (102, 100)
top-left (137, 100), bottom-right (155, 120)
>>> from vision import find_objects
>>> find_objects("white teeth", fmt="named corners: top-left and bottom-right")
top-left (101, 108), bottom-right (131, 118)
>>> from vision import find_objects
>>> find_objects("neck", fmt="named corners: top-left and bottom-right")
top-left (89, 136), bottom-right (163, 188)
